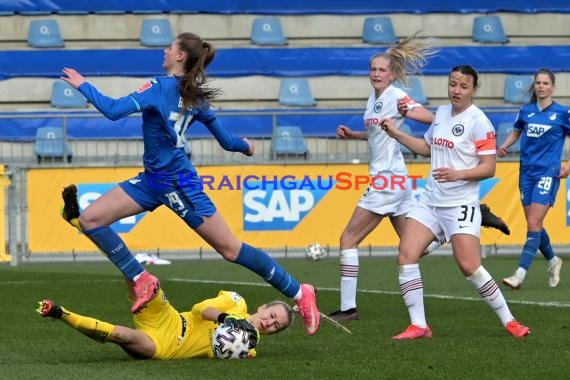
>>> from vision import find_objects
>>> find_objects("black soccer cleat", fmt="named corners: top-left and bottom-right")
top-left (37, 299), bottom-right (63, 319)
top-left (480, 203), bottom-right (510, 235)
top-left (61, 184), bottom-right (81, 228)
top-left (328, 308), bottom-right (359, 321)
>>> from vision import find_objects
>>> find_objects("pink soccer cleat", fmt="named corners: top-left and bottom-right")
top-left (392, 324), bottom-right (433, 340)
top-left (295, 284), bottom-right (320, 335)
top-left (506, 321), bottom-right (530, 338)
top-left (130, 271), bottom-right (160, 313)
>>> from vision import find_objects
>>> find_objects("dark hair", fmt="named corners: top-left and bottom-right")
top-left (266, 301), bottom-right (294, 332)
top-left (176, 32), bottom-right (221, 109)
top-left (527, 68), bottom-right (556, 103)
top-left (449, 65), bottom-right (480, 88)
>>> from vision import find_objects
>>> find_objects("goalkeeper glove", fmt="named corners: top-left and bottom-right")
top-left (217, 313), bottom-right (260, 349)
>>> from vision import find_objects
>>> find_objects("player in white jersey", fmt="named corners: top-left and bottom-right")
top-left (382, 65), bottom-right (530, 339)
top-left (329, 34), bottom-right (436, 321)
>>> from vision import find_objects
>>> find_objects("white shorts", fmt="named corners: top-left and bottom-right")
top-left (356, 176), bottom-right (415, 216)
top-left (407, 198), bottom-right (481, 242)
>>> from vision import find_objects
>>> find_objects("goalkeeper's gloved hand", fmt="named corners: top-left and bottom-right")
top-left (217, 313), bottom-right (260, 349)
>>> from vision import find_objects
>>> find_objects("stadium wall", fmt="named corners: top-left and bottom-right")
top-left (9, 162), bottom-right (569, 262)
top-left (1, 0), bottom-right (569, 14)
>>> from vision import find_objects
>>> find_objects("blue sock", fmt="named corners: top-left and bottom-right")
top-left (83, 226), bottom-right (144, 281)
top-left (519, 231), bottom-right (541, 270)
top-left (538, 229), bottom-right (555, 260)
top-left (234, 243), bottom-right (300, 298)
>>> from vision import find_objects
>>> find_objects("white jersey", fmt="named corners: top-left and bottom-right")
top-left (421, 104), bottom-right (496, 206)
top-left (364, 85), bottom-right (410, 176)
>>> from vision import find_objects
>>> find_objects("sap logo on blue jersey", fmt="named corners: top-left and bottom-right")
top-left (527, 123), bottom-right (552, 138)
top-left (243, 181), bottom-right (331, 231)
top-left (411, 178), bottom-right (499, 201)
top-left (77, 184), bottom-right (147, 233)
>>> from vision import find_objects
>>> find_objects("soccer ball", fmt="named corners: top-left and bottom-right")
top-left (305, 243), bottom-right (326, 261)
top-left (211, 324), bottom-right (251, 359)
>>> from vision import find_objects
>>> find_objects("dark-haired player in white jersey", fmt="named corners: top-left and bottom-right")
top-left (382, 65), bottom-right (530, 339)
top-left (59, 32), bottom-right (319, 335)
top-left (498, 68), bottom-right (570, 289)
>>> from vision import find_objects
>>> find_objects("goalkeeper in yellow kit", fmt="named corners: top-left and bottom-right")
top-left (37, 286), bottom-right (293, 360)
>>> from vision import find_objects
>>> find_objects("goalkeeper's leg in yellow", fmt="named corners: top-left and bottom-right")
top-left (37, 299), bottom-right (114, 343)
top-left (61, 184), bottom-right (82, 230)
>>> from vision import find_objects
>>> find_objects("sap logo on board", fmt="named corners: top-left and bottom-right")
top-left (243, 181), bottom-right (331, 231)
top-left (527, 123), bottom-right (551, 138)
top-left (77, 184), bottom-right (147, 233)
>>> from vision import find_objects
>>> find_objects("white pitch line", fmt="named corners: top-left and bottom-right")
top-left (170, 278), bottom-right (570, 308)
top-left (4, 277), bottom-right (569, 308)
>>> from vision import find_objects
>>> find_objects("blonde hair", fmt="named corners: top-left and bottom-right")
top-left (370, 33), bottom-right (438, 85)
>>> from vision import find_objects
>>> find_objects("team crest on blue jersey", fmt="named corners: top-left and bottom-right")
top-left (452, 124), bottom-right (464, 136)
top-left (374, 102), bottom-right (383, 113)
top-left (549, 113), bottom-right (557, 121)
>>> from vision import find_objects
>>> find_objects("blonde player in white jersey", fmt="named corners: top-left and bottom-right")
top-left (381, 64), bottom-right (530, 339)
top-left (328, 35), bottom-right (436, 321)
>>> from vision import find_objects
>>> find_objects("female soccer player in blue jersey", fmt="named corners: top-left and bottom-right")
top-left (60, 32), bottom-right (319, 334)
top-left (498, 68), bottom-right (570, 289)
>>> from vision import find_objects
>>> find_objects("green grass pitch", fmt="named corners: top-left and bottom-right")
top-left (0, 255), bottom-right (568, 379)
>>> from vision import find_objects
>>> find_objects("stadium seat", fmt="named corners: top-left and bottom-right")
top-left (399, 123), bottom-right (415, 157)
top-left (394, 77), bottom-right (428, 105)
top-left (504, 75), bottom-right (533, 104)
top-left (34, 127), bottom-right (73, 164)
top-left (271, 126), bottom-right (309, 159)
top-left (496, 123), bottom-right (520, 154)
top-left (51, 80), bottom-right (88, 108)
top-left (472, 15), bottom-right (509, 44)
top-left (278, 78), bottom-right (316, 106)
top-left (27, 19), bottom-right (65, 48)
top-left (251, 17), bottom-right (288, 45)
top-left (140, 18), bottom-right (173, 47)
top-left (362, 17), bottom-right (399, 44)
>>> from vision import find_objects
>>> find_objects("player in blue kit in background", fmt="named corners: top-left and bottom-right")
top-left (59, 32), bottom-right (319, 335)
top-left (498, 68), bottom-right (570, 289)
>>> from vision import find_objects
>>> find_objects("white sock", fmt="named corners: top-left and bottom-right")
top-left (398, 263), bottom-right (427, 328)
top-left (425, 240), bottom-right (441, 255)
top-left (515, 267), bottom-right (527, 281)
top-left (339, 248), bottom-right (358, 311)
top-left (468, 266), bottom-right (514, 326)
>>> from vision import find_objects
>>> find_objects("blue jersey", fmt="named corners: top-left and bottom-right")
top-left (513, 101), bottom-right (570, 178)
top-left (78, 76), bottom-right (249, 176)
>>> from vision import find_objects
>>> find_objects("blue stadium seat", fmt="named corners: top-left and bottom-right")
top-left (140, 18), bottom-right (173, 47)
top-left (34, 127), bottom-right (73, 163)
top-left (362, 17), bottom-right (398, 44)
top-left (472, 15), bottom-right (509, 44)
top-left (278, 78), bottom-right (316, 106)
top-left (27, 19), bottom-right (64, 48)
top-left (496, 122), bottom-right (520, 154)
top-left (51, 80), bottom-right (88, 108)
top-left (251, 17), bottom-right (288, 45)
top-left (399, 123), bottom-right (415, 157)
top-left (504, 75), bottom-right (533, 104)
top-left (394, 77), bottom-right (428, 105)
top-left (271, 126), bottom-right (309, 159)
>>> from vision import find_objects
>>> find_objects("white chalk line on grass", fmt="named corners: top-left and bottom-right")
top-left (170, 278), bottom-right (570, 309)
top-left (4, 277), bottom-right (569, 308)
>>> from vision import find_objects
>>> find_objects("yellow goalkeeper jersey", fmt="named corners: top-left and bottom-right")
top-left (133, 289), bottom-right (252, 359)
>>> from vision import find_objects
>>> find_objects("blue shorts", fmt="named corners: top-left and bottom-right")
top-left (119, 171), bottom-right (216, 229)
top-left (519, 174), bottom-right (560, 207)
